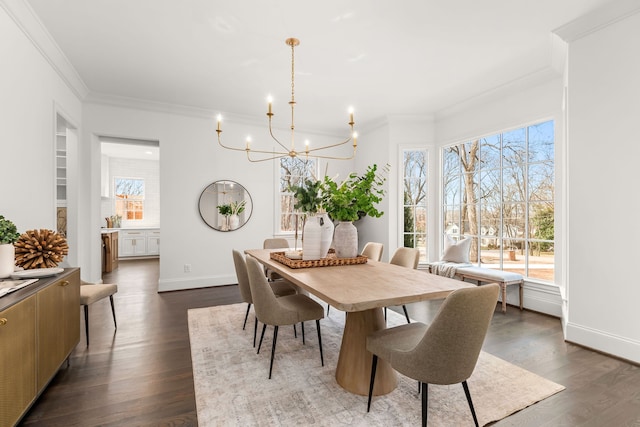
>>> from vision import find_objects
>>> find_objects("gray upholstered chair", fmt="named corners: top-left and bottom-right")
top-left (386, 247), bottom-right (420, 323)
top-left (361, 242), bottom-right (384, 262)
top-left (79, 280), bottom-right (118, 346)
top-left (232, 250), bottom-right (296, 347)
top-left (246, 256), bottom-right (325, 379)
top-left (366, 283), bottom-right (499, 427)
top-left (327, 241), bottom-right (384, 315)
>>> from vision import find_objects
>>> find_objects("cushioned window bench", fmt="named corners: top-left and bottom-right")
top-left (427, 264), bottom-right (523, 313)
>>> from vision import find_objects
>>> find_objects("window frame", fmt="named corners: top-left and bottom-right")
top-left (113, 176), bottom-right (145, 221)
top-left (440, 119), bottom-right (555, 283)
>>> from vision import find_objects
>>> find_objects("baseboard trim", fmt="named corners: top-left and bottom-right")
top-left (565, 321), bottom-right (640, 364)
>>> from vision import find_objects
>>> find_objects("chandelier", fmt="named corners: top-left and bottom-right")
top-left (216, 37), bottom-right (358, 162)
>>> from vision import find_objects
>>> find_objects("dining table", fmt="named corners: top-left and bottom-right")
top-left (245, 248), bottom-right (475, 396)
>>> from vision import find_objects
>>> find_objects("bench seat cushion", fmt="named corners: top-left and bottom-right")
top-left (455, 266), bottom-right (522, 283)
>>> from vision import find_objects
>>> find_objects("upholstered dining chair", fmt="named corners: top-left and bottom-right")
top-left (361, 242), bottom-right (384, 262)
top-left (232, 250), bottom-right (296, 347)
top-left (246, 256), bottom-right (325, 379)
top-left (385, 247), bottom-right (420, 323)
top-left (366, 283), bottom-right (499, 427)
top-left (263, 238), bottom-right (290, 281)
top-left (79, 280), bottom-right (118, 346)
top-left (327, 241), bottom-right (384, 315)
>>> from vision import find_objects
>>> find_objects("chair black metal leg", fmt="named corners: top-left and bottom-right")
top-left (327, 305), bottom-right (331, 315)
top-left (243, 303), bottom-right (251, 330)
top-left (83, 305), bottom-right (89, 346)
top-left (257, 323), bottom-right (267, 354)
top-left (315, 319), bottom-right (324, 366)
top-left (109, 295), bottom-right (117, 329)
top-left (402, 305), bottom-right (410, 323)
top-left (367, 354), bottom-right (378, 412)
top-left (384, 307), bottom-right (387, 321)
top-left (301, 321), bottom-right (305, 344)
top-left (268, 325), bottom-right (279, 379)
top-left (421, 382), bottom-right (428, 427)
top-left (293, 323), bottom-right (297, 338)
top-left (253, 317), bottom-right (258, 348)
top-left (462, 381), bottom-right (479, 427)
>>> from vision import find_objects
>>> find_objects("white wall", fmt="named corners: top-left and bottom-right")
top-left (82, 103), bottom-right (354, 290)
top-left (0, 4), bottom-right (83, 265)
top-left (563, 9), bottom-right (640, 363)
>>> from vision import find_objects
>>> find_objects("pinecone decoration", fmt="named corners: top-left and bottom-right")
top-left (14, 229), bottom-right (69, 269)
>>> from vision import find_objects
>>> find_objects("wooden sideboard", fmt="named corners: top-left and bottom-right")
top-left (0, 268), bottom-right (80, 427)
top-left (101, 230), bottom-right (119, 273)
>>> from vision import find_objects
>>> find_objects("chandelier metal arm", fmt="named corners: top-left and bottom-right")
top-left (216, 37), bottom-right (359, 162)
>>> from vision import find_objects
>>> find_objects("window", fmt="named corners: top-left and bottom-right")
top-left (279, 157), bottom-right (317, 233)
top-left (442, 120), bottom-right (554, 282)
top-left (402, 149), bottom-right (428, 262)
top-left (114, 177), bottom-right (145, 220)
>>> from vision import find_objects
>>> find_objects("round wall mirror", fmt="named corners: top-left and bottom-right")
top-left (198, 180), bottom-right (253, 232)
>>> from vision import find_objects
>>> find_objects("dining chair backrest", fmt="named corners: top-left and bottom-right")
top-left (232, 249), bottom-right (252, 304)
top-left (246, 256), bottom-right (288, 325)
top-left (395, 283), bottom-right (499, 385)
top-left (361, 242), bottom-right (384, 261)
top-left (263, 238), bottom-right (289, 249)
top-left (389, 247), bottom-right (420, 269)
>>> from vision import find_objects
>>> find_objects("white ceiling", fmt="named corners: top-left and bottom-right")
top-left (27, 0), bottom-right (615, 135)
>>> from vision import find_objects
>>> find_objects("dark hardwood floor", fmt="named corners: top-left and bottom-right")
top-left (19, 259), bottom-right (640, 426)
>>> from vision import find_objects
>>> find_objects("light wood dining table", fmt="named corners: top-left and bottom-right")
top-left (245, 248), bottom-right (475, 396)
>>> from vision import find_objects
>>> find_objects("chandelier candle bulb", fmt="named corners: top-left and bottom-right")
top-left (246, 137), bottom-right (251, 150)
top-left (216, 115), bottom-right (222, 132)
top-left (267, 95), bottom-right (273, 115)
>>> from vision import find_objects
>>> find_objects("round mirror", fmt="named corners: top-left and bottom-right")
top-left (198, 180), bottom-right (253, 231)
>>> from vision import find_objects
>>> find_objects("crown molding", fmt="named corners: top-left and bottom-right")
top-left (1, 0), bottom-right (89, 100)
top-left (553, 0), bottom-right (640, 42)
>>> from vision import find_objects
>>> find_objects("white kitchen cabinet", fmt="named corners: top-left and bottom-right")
top-left (118, 229), bottom-right (160, 258)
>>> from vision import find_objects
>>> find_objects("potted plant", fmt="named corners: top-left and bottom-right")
top-left (228, 200), bottom-right (247, 229)
top-left (288, 178), bottom-right (333, 259)
top-left (0, 215), bottom-right (20, 278)
top-left (321, 164), bottom-right (389, 257)
top-left (217, 204), bottom-right (232, 230)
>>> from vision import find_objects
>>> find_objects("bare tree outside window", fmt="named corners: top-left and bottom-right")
top-left (115, 177), bottom-right (144, 220)
top-left (442, 120), bottom-right (554, 282)
top-left (402, 150), bottom-right (427, 261)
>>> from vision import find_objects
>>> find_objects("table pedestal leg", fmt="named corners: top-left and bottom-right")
top-left (335, 308), bottom-right (397, 396)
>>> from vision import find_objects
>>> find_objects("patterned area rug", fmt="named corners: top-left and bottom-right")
top-left (188, 303), bottom-right (564, 426)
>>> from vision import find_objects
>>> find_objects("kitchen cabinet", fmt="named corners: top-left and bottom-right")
top-left (118, 229), bottom-right (160, 258)
top-left (101, 230), bottom-right (118, 273)
top-left (0, 268), bottom-right (80, 426)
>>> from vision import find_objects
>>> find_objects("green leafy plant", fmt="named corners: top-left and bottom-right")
top-left (0, 215), bottom-right (20, 244)
top-left (230, 200), bottom-right (246, 216)
top-left (217, 204), bottom-right (232, 216)
top-left (322, 164), bottom-right (389, 222)
top-left (289, 178), bottom-right (324, 215)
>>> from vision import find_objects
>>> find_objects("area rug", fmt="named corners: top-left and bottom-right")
top-left (188, 303), bottom-right (564, 426)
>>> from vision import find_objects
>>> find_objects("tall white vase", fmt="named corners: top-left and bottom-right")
top-left (229, 214), bottom-right (240, 230)
top-left (0, 243), bottom-right (15, 278)
top-left (333, 221), bottom-right (358, 258)
top-left (302, 215), bottom-right (323, 260)
top-left (318, 213), bottom-right (334, 259)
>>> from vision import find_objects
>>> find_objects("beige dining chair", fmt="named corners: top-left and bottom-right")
top-left (246, 256), bottom-right (325, 379)
top-left (327, 241), bottom-right (384, 315)
top-left (232, 250), bottom-right (296, 347)
top-left (366, 283), bottom-right (499, 427)
top-left (386, 247), bottom-right (420, 323)
top-left (361, 242), bottom-right (384, 262)
top-left (80, 280), bottom-right (118, 346)
top-left (263, 238), bottom-right (290, 281)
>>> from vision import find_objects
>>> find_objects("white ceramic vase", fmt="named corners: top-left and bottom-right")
top-left (302, 215), bottom-right (323, 260)
top-left (333, 221), bottom-right (358, 258)
top-left (317, 213), bottom-right (334, 259)
top-left (0, 243), bottom-right (16, 279)
top-left (229, 214), bottom-right (240, 230)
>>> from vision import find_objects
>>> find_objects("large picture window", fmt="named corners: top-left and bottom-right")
top-left (402, 149), bottom-right (428, 262)
top-left (442, 120), bottom-right (554, 282)
top-left (279, 157), bottom-right (317, 233)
